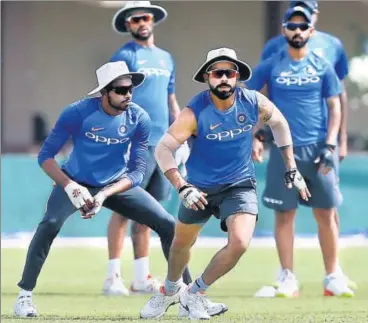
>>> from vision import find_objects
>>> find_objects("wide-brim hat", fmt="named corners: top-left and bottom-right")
top-left (193, 48), bottom-right (252, 84)
top-left (87, 61), bottom-right (145, 96)
top-left (112, 1), bottom-right (168, 34)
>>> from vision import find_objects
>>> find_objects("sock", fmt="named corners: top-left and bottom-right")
top-left (189, 275), bottom-right (209, 294)
top-left (19, 289), bottom-right (32, 297)
top-left (107, 258), bottom-right (121, 277)
top-left (164, 277), bottom-right (183, 296)
top-left (133, 257), bottom-right (150, 284)
top-left (335, 259), bottom-right (344, 276)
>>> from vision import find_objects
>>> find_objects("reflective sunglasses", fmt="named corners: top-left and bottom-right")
top-left (126, 13), bottom-right (154, 24)
top-left (283, 22), bottom-right (311, 31)
top-left (110, 86), bottom-right (133, 96)
top-left (207, 69), bottom-right (238, 79)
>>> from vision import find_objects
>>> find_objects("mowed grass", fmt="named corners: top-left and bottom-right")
top-left (1, 246), bottom-right (368, 323)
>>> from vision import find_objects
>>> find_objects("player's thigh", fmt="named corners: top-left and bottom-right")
top-left (218, 179), bottom-right (258, 232)
top-left (103, 186), bottom-right (175, 234)
top-left (43, 184), bottom-right (78, 224)
top-left (145, 164), bottom-right (172, 201)
top-left (262, 145), bottom-right (298, 212)
top-left (225, 212), bottom-right (257, 249)
top-left (299, 162), bottom-right (342, 209)
top-left (178, 203), bottom-right (212, 228)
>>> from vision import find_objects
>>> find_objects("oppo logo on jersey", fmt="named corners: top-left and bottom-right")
top-left (85, 132), bottom-right (130, 145)
top-left (276, 76), bottom-right (320, 86)
top-left (206, 125), bottom-right (253, 141)
top-left (138, 68), bottom-right (170, 77)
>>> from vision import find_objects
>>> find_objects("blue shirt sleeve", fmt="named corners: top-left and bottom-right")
top-left (110, 47), bottom-right (134, 70)
top-left (260, 40), bottom-right (274, 61)
top-left (168, 56), bottom-right (176, 95)
top-left (125, 112), bottom-right (151, 187)
top-left (245, 59), bottom-right (272, 91)
top-left (334, 40), bottom-right (349, 80)
top-left (322, 62), bottom-right (342, 99)
top-left (38, 105), bottom-right (82, 166)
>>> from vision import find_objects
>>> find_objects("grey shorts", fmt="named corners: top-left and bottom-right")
top-left (262, 142), bottom-right (343, 212)
top-left (178, 178), bottom-right (258, 232)
top-left (140, 146), bottom-right (171, 201)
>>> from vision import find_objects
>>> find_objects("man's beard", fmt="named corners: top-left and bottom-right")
top-left (286, 35), bottom-right (309, 49)
top-left (131, 28), bottom-right (152, 41)
top-left (209, 83), bottom-right (235, 100)
top-left (107, 94), bottom-right (129, 111)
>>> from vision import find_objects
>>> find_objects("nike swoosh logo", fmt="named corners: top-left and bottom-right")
top-left (91, 127), bottom-right (104, 132)
top-left (210, 123), bottom-right (222, 130)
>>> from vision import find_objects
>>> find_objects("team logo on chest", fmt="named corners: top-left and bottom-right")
top-left (237, 113), bottom-right (247, 124)
top-left (118, 125), bottom-right (127, 136)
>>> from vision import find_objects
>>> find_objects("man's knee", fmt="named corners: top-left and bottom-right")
top-left (154, 213), bottom-right (176, 239)
top-left (314, 208), bottom-right (336, 225)
top-left (131, 222), bottom-right (150, 236)
top-left (227, 237), bottom-right (249, 257)
top-left (38, 217), bottom-right (64, 236)
top-left (276, 210), bottom-right (296, 226)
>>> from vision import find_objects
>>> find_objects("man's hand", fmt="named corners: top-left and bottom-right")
top-left (178, 184), bottom-right (208, 211)
top-left (80, 191), bottom-right (106, 219)
top-left (284, 168), bottom-right (311, 201)
top-left (314, 145), bottom-right (336, 175)
top-left (64, 181), bottom-right (94, 212)
top-left (252, 138), bottom-right (264, 163)
top-left (339, 139), bottom-right (348, 161)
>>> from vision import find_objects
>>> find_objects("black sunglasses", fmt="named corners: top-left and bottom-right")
top-left (110, 86), bottom-right (133, 96)
top-left (283, 22), bottom-right (311, 31)
top-left (207, 69), bottom-right (238, 79)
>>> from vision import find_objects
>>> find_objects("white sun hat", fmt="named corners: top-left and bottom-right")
top-left (193, 47), bottom-right (252, 84)
top-left (87, 61), bottom-right (145, 96)
top-left (112, 1), bottom-right (168, 34)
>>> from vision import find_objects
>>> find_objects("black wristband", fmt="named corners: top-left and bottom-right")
top-left (178, 184), bottom-right (193, 194)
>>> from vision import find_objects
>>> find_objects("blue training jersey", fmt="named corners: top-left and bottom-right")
top-left (247, 50), bottom-right (342, 146)
top-left (185, 88), bottom-right (259, 188)
top-left (38, 97), bottom-right (151, 187)
top-left (110, 40), bottom-right (175, 146)
top-left (260, 31), bottom-right (349, 80)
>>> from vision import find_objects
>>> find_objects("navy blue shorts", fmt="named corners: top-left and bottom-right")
top-left (178, 178), bottom-right (258, 232)
top-left (262, 142), bottom-right (342, 212)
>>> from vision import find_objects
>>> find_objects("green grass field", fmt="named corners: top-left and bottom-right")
top-left (2, 246), bottom-right (368, 323)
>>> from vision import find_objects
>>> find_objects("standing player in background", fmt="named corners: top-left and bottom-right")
top-left (14, 61), bottom-right (189, 317)
top-left (248, 7), bottom-right (354, 298)
top-left (103, 1), bottom-right (190, 296)
top-left (141, 48), bottom-right (310, 320)
top-left (254, 0), bottom-right (356, 291)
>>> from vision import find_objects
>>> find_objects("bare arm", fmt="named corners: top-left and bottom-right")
top-left (326, 95), bottom-right (342, 146)
top-left (256, 92), bottom-right (296, 170)
top-left (168, 93), bottom-right (181, 121)
top-left (338, 81), bottom-right (348, 160)
top-left (155, 107), bottom-right (197, 190)
top-left (41, 159), bottom-right (73, 188)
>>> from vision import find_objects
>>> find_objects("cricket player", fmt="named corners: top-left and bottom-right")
top-left (104, 1), bottom-right (190, 295)
top-left (256, 0), bottom-right (356, 290)
top-left (140, 48), bottom-right (310, 320)
top-left (13, 61), bottom-right (190, 317)
top-left (248, 7), bottom-right (354, 297)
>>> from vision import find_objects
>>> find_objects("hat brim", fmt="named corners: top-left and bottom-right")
top-left (193, 56), bottom-right (252, 84)
top-left (112, 5), bottom-right (168, 34)
top-left (87, 72), bottom-right (145, 96)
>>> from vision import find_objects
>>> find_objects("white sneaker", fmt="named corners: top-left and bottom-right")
top-left (179, 288), bottom-right (211, 320)
top-left (130, 275), bottom-right (161, 294)
top-left (178, 294), bottom-right (228, 318)
top-left (324, 274), bottom-right (354, 297)
top-left (275, 269), bottom-right (299, 298)
top-left (103, 273), bottom-right (129, 296)
top-left (14, 294), bottom-right (38, 317)
top-left (140, 285), bottom-right (183, 319)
